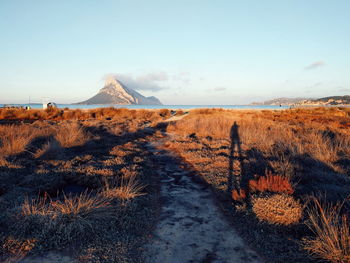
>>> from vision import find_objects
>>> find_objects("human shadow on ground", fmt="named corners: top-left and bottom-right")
top-left (226, 121), bottom-right (350, 206)
top-left (227, 121), bottom-right (253, 200)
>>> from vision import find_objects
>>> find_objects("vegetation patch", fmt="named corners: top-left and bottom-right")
top-left (0, 108), bottom-right (167, 262)
top-left (165, 107), bottom-right (350, 263)
top-left (251, 194), bottom-right (303, 225)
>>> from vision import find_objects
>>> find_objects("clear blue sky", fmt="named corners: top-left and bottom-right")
top-left (0, 0), bottom-right (349, 104)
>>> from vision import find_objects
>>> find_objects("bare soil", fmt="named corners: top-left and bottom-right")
top-left (143, 142), bottom-right (261, 263)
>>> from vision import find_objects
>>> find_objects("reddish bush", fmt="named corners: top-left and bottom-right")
top-left (249, 171), bottom-right (294, 194)
top-left (232, 189), bottom-right (246, 201)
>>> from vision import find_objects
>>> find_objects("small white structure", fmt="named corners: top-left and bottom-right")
top-left (42, 97), bottom-right (50, 109)
top-left (42, 98), bottom-right (57, 109)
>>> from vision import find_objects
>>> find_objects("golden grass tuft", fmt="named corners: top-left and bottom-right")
top-left (55, 122), bottom-right (90, 148)
top-left (303, 198), bottom-right (350, 263)
top-left (22, 195), bottom-right (50, 216)
top-left (19, 192), bottom-right (115, 247)
top-left (0, 123), bottom-right (57, 159)
top-left (22, 192), bottom-right (114, 221)
top-left (50, 193), bottom-right (113, 220)
top-left (252, 194), bottom-right (303, 225)
top-left (2, 237), bottom-right (37, 255)
top-left (102, 176), bottom-right (145, 201)
top-left (0, 125), bottom-right (35, 157)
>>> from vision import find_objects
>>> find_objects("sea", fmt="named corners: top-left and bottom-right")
top-left (0, 104), bottom-right (290, 110)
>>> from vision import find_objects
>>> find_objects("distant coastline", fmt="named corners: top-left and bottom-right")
top-left (0, 104), bottom-right (290, 110)
top-left (2, 103), bottom-right (350, 110)
top-left (251, 95), bottom-right (350, 106)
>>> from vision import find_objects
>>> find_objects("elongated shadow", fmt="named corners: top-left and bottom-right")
top-left (228, 122), bottom-right (250, 200)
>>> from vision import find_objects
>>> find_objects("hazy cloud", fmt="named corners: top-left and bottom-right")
top-left (106, 72), bottom-right (169, 92)
top-left (104, 71), bottom-right (194, 92)
top-left (206, 87), bottom-right (227, 92)
top-left (304, 82), bottom-right (323, 93)
top-left (173, 72), bottom-right (191, 85)
top-left (307, 82), bottom-right (322, 88)
top-left (336, 87), bottom-right (350, 93)
top-left (214, 87), bottom-right (227, 91)
top-left (304, 61), bottom-right (325, 70)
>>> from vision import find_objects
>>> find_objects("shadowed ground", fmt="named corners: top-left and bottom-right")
top-left (143, 139), bottom-right (261, 263)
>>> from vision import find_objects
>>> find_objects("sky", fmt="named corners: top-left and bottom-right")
top-left (0, 0), bottom-right (349, 105)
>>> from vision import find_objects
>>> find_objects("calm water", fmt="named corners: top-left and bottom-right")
top-left (0, 104), bottom-right (290, 110)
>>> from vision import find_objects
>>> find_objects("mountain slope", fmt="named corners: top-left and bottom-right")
top-left (251, 97), bottom-right (310, 106)
top-left (78, 78), bottom-right (162, 105)
top-left (301, 95), bottom-right (350, 105)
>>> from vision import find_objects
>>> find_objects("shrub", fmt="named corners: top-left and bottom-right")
top-left (249, 171), bottom-right (294, 194)
top-left (18, 192), bottom-right (115, 248)
top-left (303, 198), bottom-right (350, 263)
top-left (252, 194), bottom-right (302, 225)
top-left (55, 122), bottom-right (89, 148)
top-left (0, 125), bottom-right (35, 157)
top-left (0, 124), bottom-right (55, 158)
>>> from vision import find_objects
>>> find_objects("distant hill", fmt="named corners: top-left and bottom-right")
top-left (252, 95), bottom-right (350, 106)
top-left (251, 97), bottom-right (310, 106)
top-left (299, 95), bottom-right (350, 106)
top-left (78, 78), bottom-right (162, 105)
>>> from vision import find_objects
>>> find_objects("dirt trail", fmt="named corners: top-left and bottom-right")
top-left (164, 112), bottom-right (188, 122)
top-left (144, 143), bottom-right (262, 263)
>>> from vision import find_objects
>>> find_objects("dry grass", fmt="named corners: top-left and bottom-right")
top-left (0, 122), bottom-right (91, 161)
top-left (22, 195), bottom-right (50, 216)
top-left (249, 171), bottom-right (294, 194)
top-left (50, 193), bottom-right (113, 221)
top-left (55, 122), bottom-right (90, 148)
top-left (0, 107), bottom-right (171, 122)
top-left (252, 194), bottom-right (303, 225)
top-left (163, 107), bottom-right (350, 262)
top-left (304, 198), bottom-right (350, 263)
top-left (167, 108), bottom-right (350, 172)
top-left (22, 192), bottom-right (113, 220)
top-left (1, 107), bottom-right (350, 262)
top-left (18, 192), bottom-right (116, 249)
top-left (2, 237), bottom-right (37, 256)
top-left (167, 112), bottom-right (239, 139)
top-left (0, 111), bottom-right (162, 262)
top-left (0, 125), bottom-right (36, 157)
top-left (101, 176), bottom-right (145, 201)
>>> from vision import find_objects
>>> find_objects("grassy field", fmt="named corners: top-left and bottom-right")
top-left (165, 107), bottom-right (350, 263)
top-left (0, 107), bottom-right (350, 262)
top-left (0, 108), bottom-right (171, 262)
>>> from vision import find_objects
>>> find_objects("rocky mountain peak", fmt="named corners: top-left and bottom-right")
top-left (78, 77), bottom-right (162, 105)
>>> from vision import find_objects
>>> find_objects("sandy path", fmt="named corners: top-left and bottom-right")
top-left (144, 144), bottom-right (262, 263)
